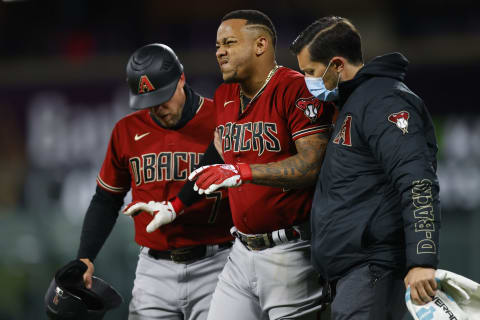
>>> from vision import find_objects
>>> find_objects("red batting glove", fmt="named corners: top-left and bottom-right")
top-left (188, 163), bottom-right (252, 195)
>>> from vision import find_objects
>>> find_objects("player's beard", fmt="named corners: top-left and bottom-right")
top-left (220, 59), bottom-right (248, 84)
top-left (150, 109), bottom-right (181, 128)
top-left (220, 52), bottom-right (253, 84)
top-left (222, 69), bottom-right (241, 84)
top-left (160, 115), bottom-right (180, 128)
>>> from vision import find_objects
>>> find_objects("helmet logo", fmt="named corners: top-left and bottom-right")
top-left (138, 75), bottom-right (155, 94)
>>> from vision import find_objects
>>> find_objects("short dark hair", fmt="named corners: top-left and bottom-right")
top-left (222, 9), bottom-right (277, 48)
top-left (290, 16), bottom-right (363, 65)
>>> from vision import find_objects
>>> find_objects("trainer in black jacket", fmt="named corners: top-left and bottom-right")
top-left (311, 51), bottom-right (440, 281)
top-left (291, 16), bottom-right (440, 319)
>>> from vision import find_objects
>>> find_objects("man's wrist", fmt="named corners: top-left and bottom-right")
top-left (171, 197), bottom-right (185, 214)
top-left (237, 163), bottom-right (253, 182)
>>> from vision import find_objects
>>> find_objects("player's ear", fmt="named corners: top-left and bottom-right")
top-left (255, 36), bottom-right (268, 56)
top-left (331, 57), bottom-right (345, 73)
top-left (177, 73), bottom-right (186, 89)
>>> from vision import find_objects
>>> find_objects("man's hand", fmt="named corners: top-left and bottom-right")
top-left (123, 199), bottom-right (183, 232)
top-left (188, 163), bottom-right (252, 195)
top-left (79, 258), bottom-right (94, 289)
top-left (404, 267), bottom-right (437, 305)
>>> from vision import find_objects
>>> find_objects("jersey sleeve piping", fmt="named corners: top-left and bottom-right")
top-left (292, 125), bottom-right (331, 140)
top-left (195, 97), bottom-right (205, 114)
top-left (96, 175), bottom-right (129, 193)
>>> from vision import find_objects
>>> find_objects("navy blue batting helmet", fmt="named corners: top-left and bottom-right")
top-left (126, 43), bottom-right (184, 110)
top-left (44, 260), bottom-right (123, 320)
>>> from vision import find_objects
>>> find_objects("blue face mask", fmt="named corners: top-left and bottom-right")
top-left (304, 60), bottom-right (340, 102)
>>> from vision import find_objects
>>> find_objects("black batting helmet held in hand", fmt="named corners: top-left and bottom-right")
top-left (44, 260), bottom-right (123, 320)
top-left (126, 43), bottom-right (184, 110)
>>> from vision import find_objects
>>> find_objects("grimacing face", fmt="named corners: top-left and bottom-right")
top-left (215, 19), bottom-right (257, 83)
top-left (297, 46), bottom-right (339, 91)
top-left (150, 74), bottom-right (186, 128)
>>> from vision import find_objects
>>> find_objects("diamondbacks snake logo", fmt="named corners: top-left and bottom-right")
top-left (295, 97), bottom-right (323, 123)
top-left (388, 111), bottom-right (410, 134)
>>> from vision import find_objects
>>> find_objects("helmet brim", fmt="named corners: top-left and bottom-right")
top-left (90, 276), bottom-right (123, 310)
top-left (129, 75), bottom-right (180, 110)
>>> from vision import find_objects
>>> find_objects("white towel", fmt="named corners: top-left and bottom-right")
top-left (405, 269), bottom-right (480, 320)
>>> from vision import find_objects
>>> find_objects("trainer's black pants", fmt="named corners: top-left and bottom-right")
top-left (331, 264), bottom-right (407, 320)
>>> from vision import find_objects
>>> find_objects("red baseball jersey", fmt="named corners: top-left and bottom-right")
top-left (97, 97), bottom-right (233, 250)
top-left (214, 66), bottom-right (335, 234)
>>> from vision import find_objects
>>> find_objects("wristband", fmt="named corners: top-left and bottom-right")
top-left (171, 197), bottom-right (185, 214)
top-left (237, 163), bottom-right (253, 182)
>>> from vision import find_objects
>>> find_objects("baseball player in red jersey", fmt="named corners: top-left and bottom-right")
top-left (75, 43), bottom-right (233, 320)
top-left (201, 65), bottom-right (329, 233)
top-left (140, 10), bottom-right (335, 320)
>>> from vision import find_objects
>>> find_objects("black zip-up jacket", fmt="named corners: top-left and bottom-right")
top-left (311, 53), bottom-right (441, 281)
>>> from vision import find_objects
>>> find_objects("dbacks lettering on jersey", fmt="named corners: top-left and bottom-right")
top-left (217, 121), bottom-right (281, 157)
top-left (295, 97), bottom-right (323, 123)
top-left (129, 151), bottom-right (203, 186)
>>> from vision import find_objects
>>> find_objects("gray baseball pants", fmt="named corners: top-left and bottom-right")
top-left (207, 238), bottom-right (326, 320)
top-left (129, 245), bottom-right (230, 320)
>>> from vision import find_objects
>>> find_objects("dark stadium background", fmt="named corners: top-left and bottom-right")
top-left (0, 1), bottom-right (479, 319)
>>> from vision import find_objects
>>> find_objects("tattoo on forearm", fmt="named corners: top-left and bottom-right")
top-left (251, 135), bottom-right (328, 189)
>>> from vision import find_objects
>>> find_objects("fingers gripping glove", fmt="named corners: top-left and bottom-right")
top-left (405, 269), bottom-right (480, 320)
top-left (122, 197), bottom-right (184, 233)
top-left (188, 163), bottom-right (252, 195)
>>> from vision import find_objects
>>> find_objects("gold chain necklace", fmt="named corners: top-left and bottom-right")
top-left (240, 64), bottom-right (280, 113)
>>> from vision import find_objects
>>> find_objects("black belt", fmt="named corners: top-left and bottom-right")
top-left (147, 241), bottom-right (233, 263)
top-left (232, 227), bottom-right (300, 251)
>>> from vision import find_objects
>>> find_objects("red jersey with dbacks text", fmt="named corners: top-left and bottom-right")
top-left (214, 66), bottom-right (335, 234)
top-left (97, 97), bottom-right (233, 250)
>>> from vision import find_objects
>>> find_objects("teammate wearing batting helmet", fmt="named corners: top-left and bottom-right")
top-left (73, 43), bottom-right (233, 319)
